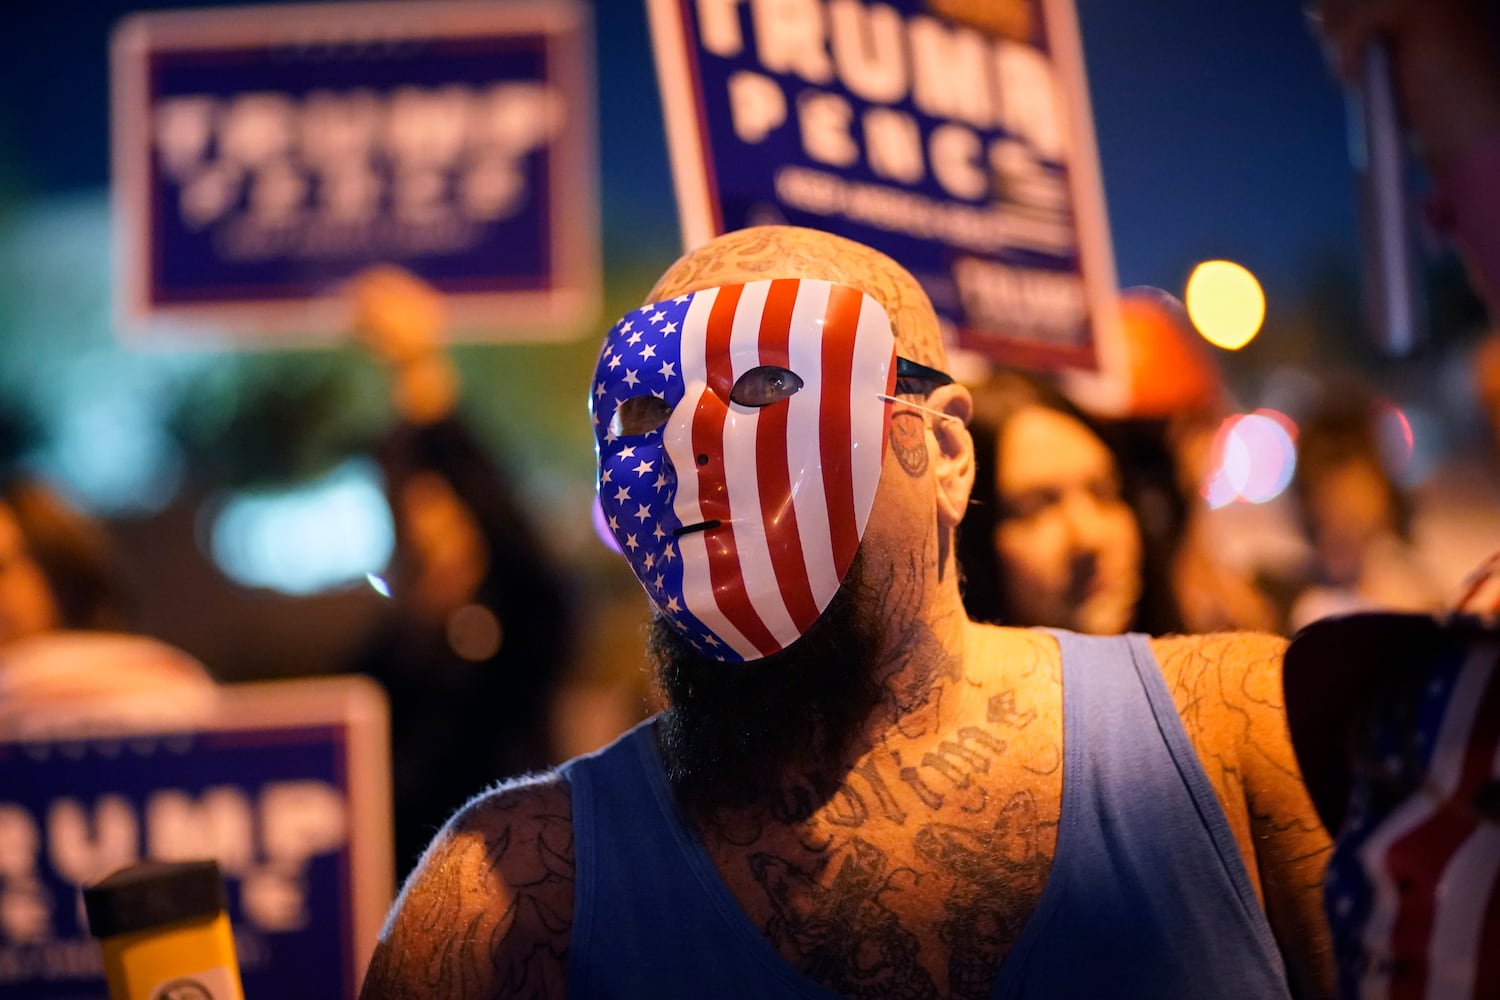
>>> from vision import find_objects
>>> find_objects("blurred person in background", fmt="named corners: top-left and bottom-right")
top-left (1284, 0), bottom-right (1500, 989)
top-left (1106, 288), bottom-right (1287, 634)
top-left (0, 473), bottom-right (216, 736)
top-left (957, 368), bottom-right (1182, 635)
top-left (1286, 386), bottom-right (1445, 631)
top-left (1286, 0), bottom-right (1500, 991)
top-left (0, 474), bottom-right (127, 645)
top-left (346, 266), bottom-right (576, 879)
top-left (1408, 329), bottom-right (1500, 598)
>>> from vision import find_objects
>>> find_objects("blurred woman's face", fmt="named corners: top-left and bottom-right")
top-left (0, 502), bottom-right (61, 647)
top-left (1306, 456), bottom-right (1398, 587)
top-left (993, 406), bottom-right (1143, 635)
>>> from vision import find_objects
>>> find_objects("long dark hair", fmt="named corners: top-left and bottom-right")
top-left (0, 474), bottom-right (129, 631)
top-left (956, 370), bottom-right (1182, 635)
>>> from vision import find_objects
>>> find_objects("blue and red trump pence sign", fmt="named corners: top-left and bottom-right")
top-left (112, 0), bottom-right (599, 342)
top-left (646, 0), bottom-right (1125, 391)
top-left (0, 678), bottom-right (392, 999)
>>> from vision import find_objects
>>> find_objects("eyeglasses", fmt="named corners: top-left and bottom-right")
top-left (880, 356), bottom-right (961, 424)
top-left (895, 356), bottom-right (954, 386)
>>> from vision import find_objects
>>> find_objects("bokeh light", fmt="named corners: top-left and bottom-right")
top-left (1202, 410), bottom-right (1299, 508)
top-left (209, 459), bottom-right (394, 595)
top-left (1373, 398), bottom-right (1415, 476)
top-left (1185, 260), bottom-right (1266, 351)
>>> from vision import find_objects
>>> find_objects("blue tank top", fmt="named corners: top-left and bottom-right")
top-left (559, 631), bottom-right (1291, 998)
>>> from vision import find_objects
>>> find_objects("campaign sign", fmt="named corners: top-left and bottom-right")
top-left (112, 1), bottom-right (599, 342)
top-left (0, 677), bottom-right (392, 1000)
top-left (647, 0), bottom-right (1124, 393)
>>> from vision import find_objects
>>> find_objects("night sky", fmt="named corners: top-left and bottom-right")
top-left (0, 0), bottom-right (1359, 302)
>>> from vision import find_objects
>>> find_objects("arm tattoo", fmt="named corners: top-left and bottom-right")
top-left (1153, 634), bottom-right (1336, 993)
top-left (360, 781), bottom-right (574, 999)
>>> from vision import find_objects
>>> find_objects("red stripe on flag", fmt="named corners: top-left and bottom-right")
top-left (1382, 665), bottom-right (1500, 999)
top-left (756, 279), bottom-right (819, 633)
top-left (820, 285), bottom-right (863, 575)
top-left (693, 284), bottom-right (777, 656)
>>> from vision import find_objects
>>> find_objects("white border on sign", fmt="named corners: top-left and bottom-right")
top-left (110, 0), bottom-right (600, 346)
top-left (210, 676), bottom-right (394, 989)
top-left (646, 0), bottom-right (718, 251)
top-left (644, 0), bottom-right (1127, 410)
top-left (1043, 0), bottom-right (1128, 414)
top-left (2, 675), bottom-right (394, 994)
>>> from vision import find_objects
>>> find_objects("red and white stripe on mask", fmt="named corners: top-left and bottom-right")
top-left (591, 278), bottom-right (897, 662)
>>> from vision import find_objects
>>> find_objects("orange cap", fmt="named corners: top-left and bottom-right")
top-left (1118, 286), bottom-right (1224, 419)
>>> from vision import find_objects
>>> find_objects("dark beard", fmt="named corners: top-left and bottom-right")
top-left (651, 552), bottom-right (885, 819)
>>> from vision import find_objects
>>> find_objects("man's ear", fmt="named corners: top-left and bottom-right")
top-left (928, 383), bottom-right (974, 531)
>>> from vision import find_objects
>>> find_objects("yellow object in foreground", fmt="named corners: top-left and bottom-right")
top-left (85, 859), bottom-right (245, 1000)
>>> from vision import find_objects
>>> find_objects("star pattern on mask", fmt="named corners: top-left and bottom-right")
top-left (594, 290), bottom-right (734, 660)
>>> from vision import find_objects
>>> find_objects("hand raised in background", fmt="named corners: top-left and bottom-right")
top-left (346, 265), bottom-right (458, 425)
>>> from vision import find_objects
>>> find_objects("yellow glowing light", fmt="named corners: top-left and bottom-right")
top-left (1185, 260), bottom-right (1265, 351)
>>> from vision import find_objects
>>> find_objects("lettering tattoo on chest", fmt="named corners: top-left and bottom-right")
top-left (922, 727), bottom-right (1007, 800)
top-left (731, 655), bottom-right (1062, 997)
top-left (820, 706), bottom-right (1017, 823)
top-left (850, 756), bottom-right (909, 825)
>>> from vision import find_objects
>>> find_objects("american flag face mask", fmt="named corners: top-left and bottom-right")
top-left (590, 278), bottom-right (901, 663)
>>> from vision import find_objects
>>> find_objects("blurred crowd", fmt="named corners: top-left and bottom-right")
top-left (5, 253), bottom-right (1498, 873)
top-left (0, 0), bottom-right (1496, 940)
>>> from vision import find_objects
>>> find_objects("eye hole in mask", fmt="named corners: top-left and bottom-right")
top-left (609, 394), bottom-right (674, 437)
top-left (730, 365), bottom-right (804, 408)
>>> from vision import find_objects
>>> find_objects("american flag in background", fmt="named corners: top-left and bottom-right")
top-left (591, 278), bottom-right (896, 663)
top-left (1326, 639), bottom-right (1500, 998)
